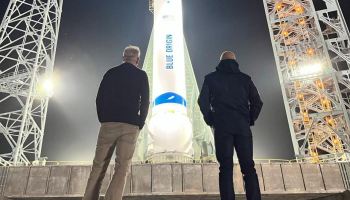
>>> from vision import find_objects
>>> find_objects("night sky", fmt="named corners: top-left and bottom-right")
top-left (0, 0), bottom-right (349, 161)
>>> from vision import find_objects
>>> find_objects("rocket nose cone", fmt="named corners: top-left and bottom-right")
top-left (148, 112), bottom-right (193, 153)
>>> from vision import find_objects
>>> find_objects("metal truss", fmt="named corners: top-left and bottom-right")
top-left (263, 0), bottom-right (350, 162)
top-left (315, 0), bottom-right (350, 114)
top-left (0, 0), bottom-right (63, 166)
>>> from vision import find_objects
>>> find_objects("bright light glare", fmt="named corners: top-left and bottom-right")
top-left (297, 62), bottom-right (323, 76)
top-left (43, 78), bottom-right (54, 97)
top-left (37, 73), bottom-right (58, 98)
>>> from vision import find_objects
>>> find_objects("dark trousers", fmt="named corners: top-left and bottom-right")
top-left (214, 130), bottom-right (261, 200)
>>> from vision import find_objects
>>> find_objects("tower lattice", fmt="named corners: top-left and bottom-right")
top-left (0, 0), bottom-right (63, 166)
top-left (263, 0), bottom-right (350, 162)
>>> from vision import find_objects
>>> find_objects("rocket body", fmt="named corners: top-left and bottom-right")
top-left (148, 0), bottom-right (193, 158)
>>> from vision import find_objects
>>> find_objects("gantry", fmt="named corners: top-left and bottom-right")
top-left (1, 0), bottom-right (348, 166)
top-left (0, 0), bottom-right (63, 166)
top-left (263, 0), bottom-right (350, 162)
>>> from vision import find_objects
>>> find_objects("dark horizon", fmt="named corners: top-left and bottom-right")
top-left (0, 0), bottom-right (349, 161)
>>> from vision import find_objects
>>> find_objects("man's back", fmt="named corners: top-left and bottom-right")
top-left (84, 45), bottom-right (150, 200)
top-left (198, 53), bottom-right (263, 200)
top-left (198, 59), bottom-right (263, 134)
top-left (96, 62), bottom-right (149, 128)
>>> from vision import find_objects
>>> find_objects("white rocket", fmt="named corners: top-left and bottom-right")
top-left (148, 0), bottom-right (193, 159)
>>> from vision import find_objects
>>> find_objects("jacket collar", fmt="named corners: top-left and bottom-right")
top-left (216, 59), bottom-right (240, 74)
top-left (122, 62), bottom-right (138, 68)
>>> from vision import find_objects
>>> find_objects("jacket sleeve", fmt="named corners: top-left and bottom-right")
top-left (248, 79), bottom-right (263, 126)
top-left (198, 78), bottom-right (213, 126)
top-left (96, 73), bottom-right (109, 122)
top-left (139, 72), bottom-right (150, 130)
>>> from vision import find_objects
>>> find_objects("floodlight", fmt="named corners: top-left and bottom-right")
top-left (297, 62), bottom-right (323, 76)
top-left (37, 74), bottom-right (56, 98)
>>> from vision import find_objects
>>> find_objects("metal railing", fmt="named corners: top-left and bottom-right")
top-left (41, 159), bottom-right (297, 166)
top-left (1, 152), bottom-right (347, 167)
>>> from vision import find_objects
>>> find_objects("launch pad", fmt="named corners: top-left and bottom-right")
top-left (0, 0), bottom-right (350, 199)
top-left (0, 162), bottom-right (350, 200)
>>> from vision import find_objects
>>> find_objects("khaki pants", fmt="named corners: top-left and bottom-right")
top-left (83, 122), bottom-right (140, 200)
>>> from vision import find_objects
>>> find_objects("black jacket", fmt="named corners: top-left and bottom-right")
top-left (96, 63), bottom-right (150, 129)
top-left (198, 59), bottom-right (263, 134)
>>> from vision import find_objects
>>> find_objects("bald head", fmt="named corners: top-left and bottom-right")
top-left (220, 51), bottom-right (236, 60)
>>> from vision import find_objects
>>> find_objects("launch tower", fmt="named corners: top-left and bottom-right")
top-left (263, 0), bottom-right (350, 162)
top-left (0, 0), bottom-right (63, 166)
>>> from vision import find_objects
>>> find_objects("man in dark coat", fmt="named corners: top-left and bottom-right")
top-left (83, 45), bottom-right (149, 200)
top-left (198, 51), bottom-right (263, 200)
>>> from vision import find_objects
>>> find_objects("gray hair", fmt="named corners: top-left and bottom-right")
top-left (123, 45), bottom-right (141, 62)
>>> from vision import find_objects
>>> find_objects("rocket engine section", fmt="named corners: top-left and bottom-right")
top-left (148, 0), bottom-right (194, 162)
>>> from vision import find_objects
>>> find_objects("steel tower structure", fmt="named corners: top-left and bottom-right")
top-left (132, 0), bottom-right (215, 163)
top-left (263, 0), bottom-right (350, 162)
top-left (0, 0), bottom-right (63, 166)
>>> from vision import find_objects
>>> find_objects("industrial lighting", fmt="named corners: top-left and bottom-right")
top-left (275, 2), bottom-right (284, 11)
top-left (298, 18), bottom-right (306, 26)
top-left (37, 74), bottom-right (57, 97)
top-left (288, 60), bottom-right (297, 66)
top-left (282, 30), bottom-right (289, 37)
top-left (42, 78), bottom-right (54, 97)
top-left (306, 48), bottom-right (315, 56)
top-left (297, 62), bottom-right (323, 76)
top-left (294, 4), bottom-right (304, 14)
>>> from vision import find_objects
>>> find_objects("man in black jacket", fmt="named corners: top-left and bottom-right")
top-left (83, 45), bottom-right (149, 200)
top-left (198, 51), bottom-right (263, 200)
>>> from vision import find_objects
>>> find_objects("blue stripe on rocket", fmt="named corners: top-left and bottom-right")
top-left (154, 92), bottom-right (187, 107)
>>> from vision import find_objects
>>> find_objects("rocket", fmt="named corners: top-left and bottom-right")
top-left (148, 0), bottom-right (194, 160)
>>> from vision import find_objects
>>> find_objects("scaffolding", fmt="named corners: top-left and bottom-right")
top-left (0, 0), bottom-right (63, 166)
top-left (263, 0), bottom-right (350, 162)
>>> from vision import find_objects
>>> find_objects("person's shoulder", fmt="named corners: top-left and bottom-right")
top-left (204, 71), bottom-right (217, 80)
top-left (103, 64), bottom-right (131, 78)
top-left (103, 66), bottom-right (118, 77)
top-left (123, 63), bottom-right (145, 74)
top-left (134, 66), bottom-right (147, 74)
top-left (128, 66), bottom-right (148, 82)
top-left (131, 66), bottom-right (147, 78)
top-left (140, 69), bottom-right (148, 80)
top-left (106, 63), bottom-right (143, 73)
top-left (238, 72), bottom-right (251, 80)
